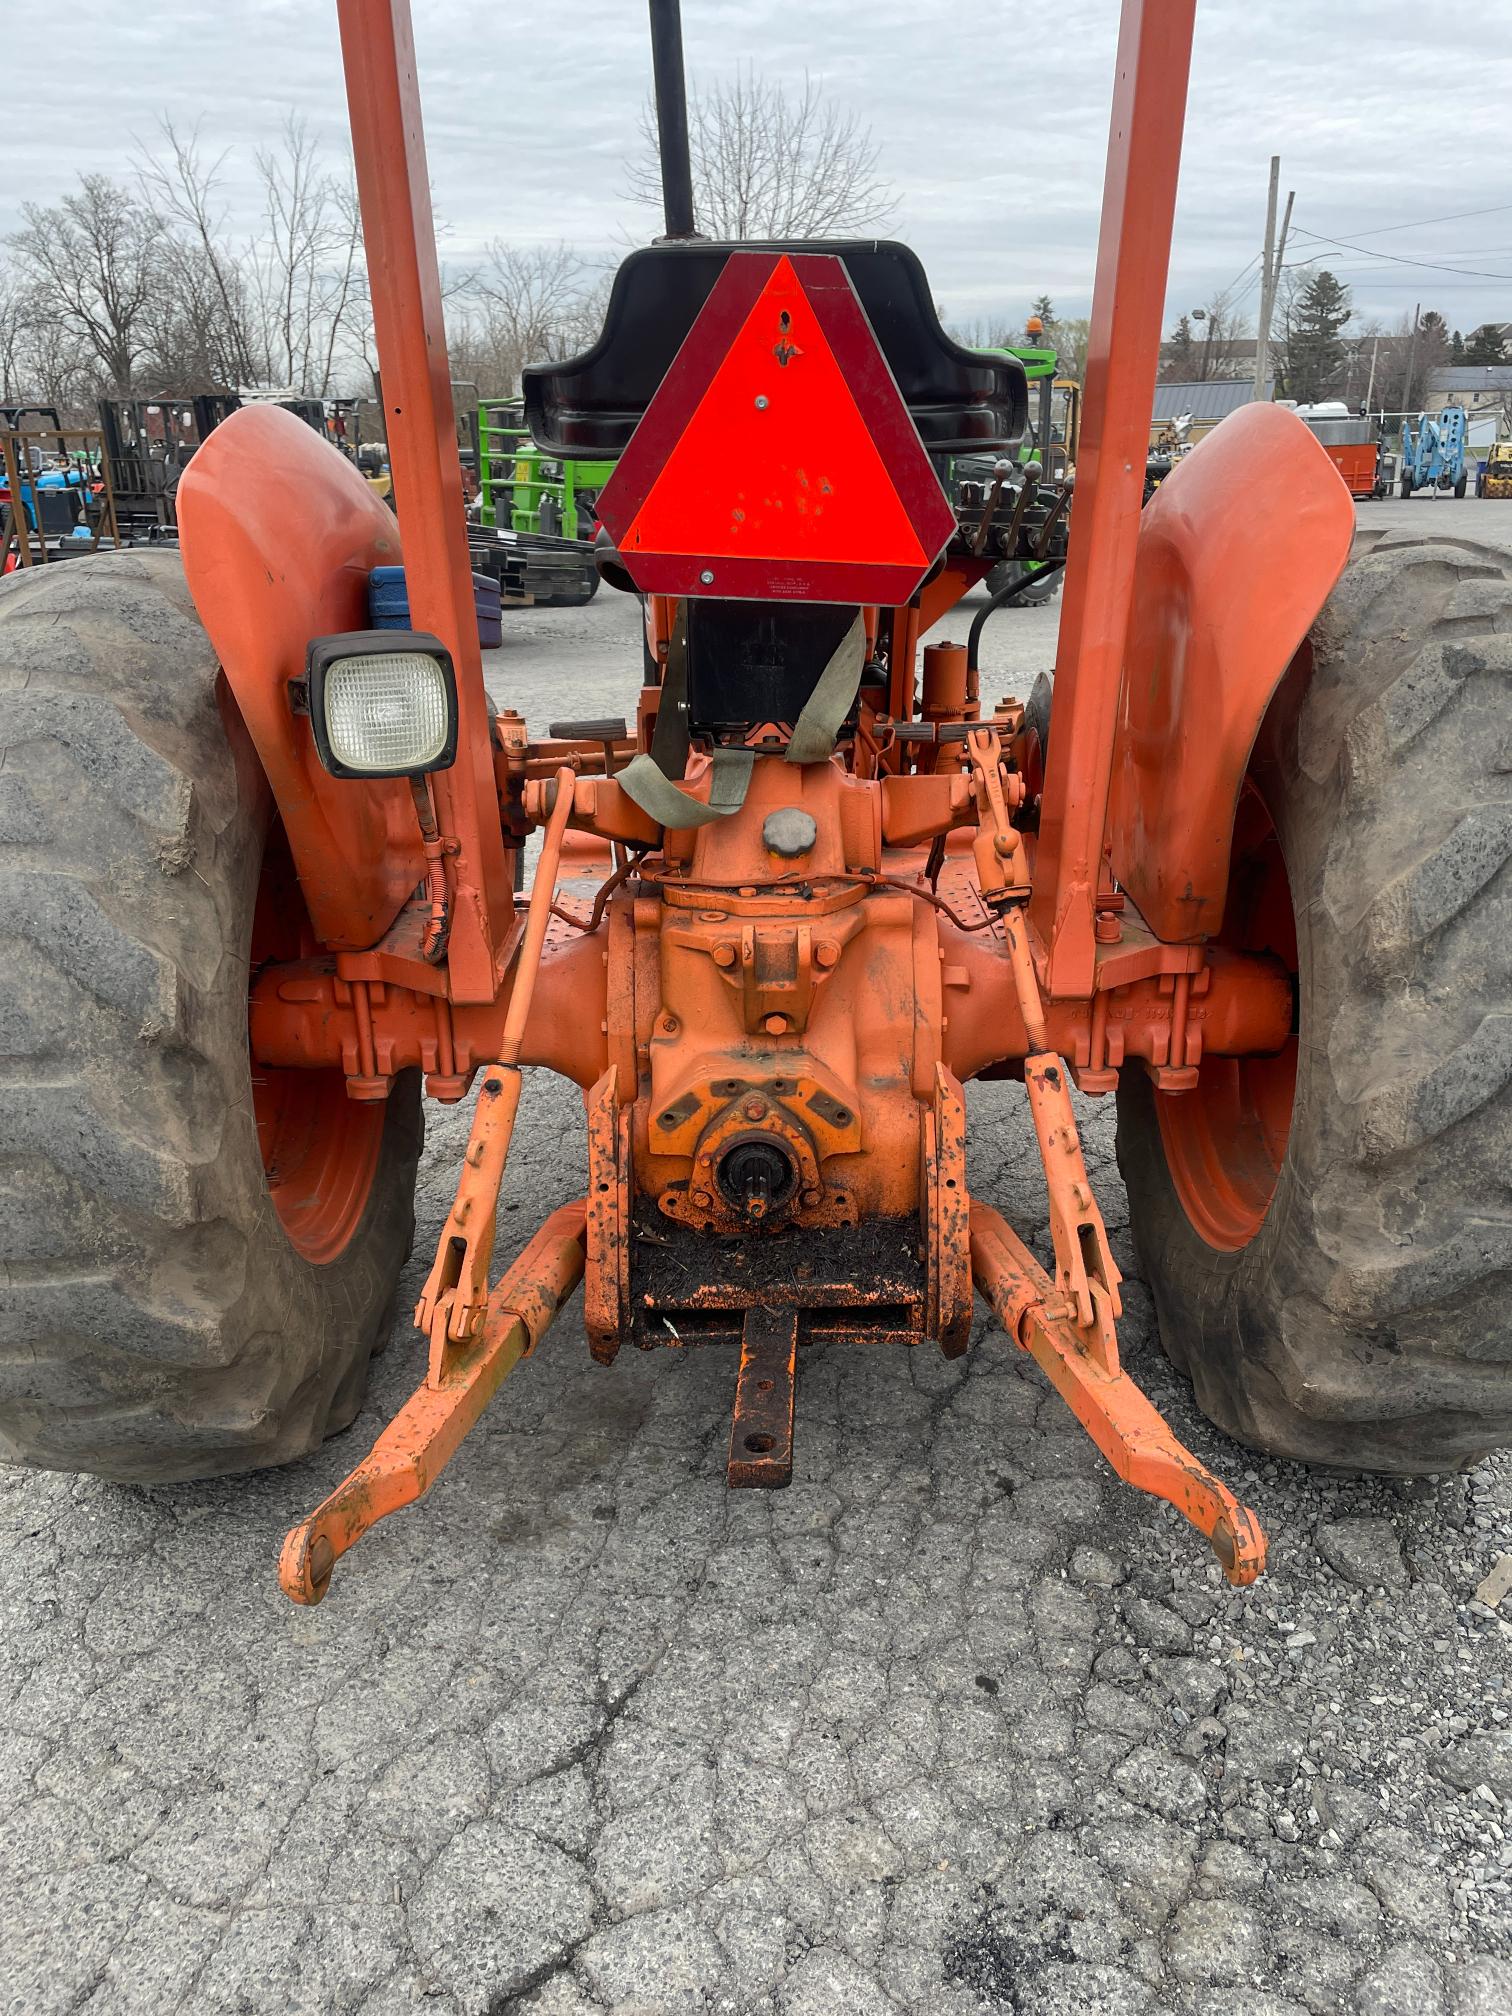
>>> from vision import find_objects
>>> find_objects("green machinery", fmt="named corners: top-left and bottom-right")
top-left (477, 398), bottom-right (617, 540)
top-left (946, 338), bottom-right (1079, 603)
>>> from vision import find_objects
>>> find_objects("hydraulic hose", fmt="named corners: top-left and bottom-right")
top-left (965, 560), bottom-right (1067, 677)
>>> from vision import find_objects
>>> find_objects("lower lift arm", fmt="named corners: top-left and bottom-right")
top-left (971, 1203), bottom-right (1266, 1585)
top-left (966, 728), bottom-right (1265, 1586)
top-left (280, 769), bottom-right (585, 1607)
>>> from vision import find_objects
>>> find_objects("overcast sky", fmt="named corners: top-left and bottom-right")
top-left (6, 1), bottom-right (1512, 339)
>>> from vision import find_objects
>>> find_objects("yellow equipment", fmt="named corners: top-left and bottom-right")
top-left (1477, 441), bottom-right (1512, 499)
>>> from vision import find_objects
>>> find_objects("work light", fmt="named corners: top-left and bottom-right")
top-left (301, 630), bottom-right (458, 779)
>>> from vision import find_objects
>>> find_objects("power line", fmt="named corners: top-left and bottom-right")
top-left (1220, 250), bottom-right (1262, 298)
top-left (1287, 225), bottom-right (1512, 282)
top-left (1297, 201), bottom-right (1512, 242)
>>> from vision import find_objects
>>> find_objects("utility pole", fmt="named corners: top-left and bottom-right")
top-left (1253, 157), bottom-right (1294, 401)
top-left (1402, 301), bottom-right (1421, 415)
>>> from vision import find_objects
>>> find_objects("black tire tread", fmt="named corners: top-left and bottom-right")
top-left (0, 551), bottom-right (422, 1482)
top-left (1117, 529), bottom-right (1512, 1473)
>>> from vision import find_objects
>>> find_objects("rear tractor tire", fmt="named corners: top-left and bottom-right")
top-left (0, 551), bottom-right (423, 1482)
top-left (1116, 531), bottom-right (1512, 1473)
top-left (986, 557), bottom-right (1062, 606)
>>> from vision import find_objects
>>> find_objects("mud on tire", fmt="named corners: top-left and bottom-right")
top-left (1117, 530), bottom-right (1512, 1473)
top-left (0, 551), bottom-right (422, 1482)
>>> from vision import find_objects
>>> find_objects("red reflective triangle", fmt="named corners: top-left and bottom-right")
top-left (596, 251), bottom-right (956, 604)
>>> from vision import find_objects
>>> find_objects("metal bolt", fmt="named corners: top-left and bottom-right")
top-left (743, 1097), bottom-right (767, 1120)
top-left (712, 942), bottom-right (736, 968)
top-left (764, 1013), bottom-right (789, 1036)
top-left (692, 1188), bottom-right (712, 1208)
top-left (815, 942), bottom-right (839, 969)
top-left (801, 1189), bottom-right (821, 1209)
top-left (661, 1015), bottom-right (678, 1034)
top-left (755, 395), bottom-right (769, 410)
top-left (699, 568), bottom-right (715, 585)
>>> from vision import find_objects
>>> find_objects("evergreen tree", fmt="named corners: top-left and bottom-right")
top-left (1164, 312), bottom-right (1198, 377)
top-left (1451, 328), bottom-right (1465, 363)
top-left (1281, 270), bottom-right (1352, 402)
top-left (1466, 322), bottom-right (1508, 365)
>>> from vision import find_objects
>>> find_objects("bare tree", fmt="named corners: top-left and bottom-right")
top-left (1045, 315), bottom-right (1090, 382)
top-left (8, 176), bottom-right (166, 392)
top-left (136, 120), bottom-right (258, 384)
top-left (448, 244), bottom-right (607, 395)
top-left (1184, 288), bottom-right (1254, 382)
top-left (0, 254), bottom-right (101, 414)
top-left (626, 66), bottom-right (895, 240)
top-left (244, 115), bottom-right (367, 395)
top-left (0, 261), bottom-right (29, 400)
top-left (948, 316), bottom-right (1017, 350)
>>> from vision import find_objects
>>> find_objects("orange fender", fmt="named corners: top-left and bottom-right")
top-left (178, 405), bottom-right (423, 950)
top-left (1105, 403), bottom-right (1354, 942)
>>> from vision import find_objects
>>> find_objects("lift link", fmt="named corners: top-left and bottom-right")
top-left (970, 1204), bottom-right (1267, 1586)
top-left (414, 1066), bottom-right (525, 1376)
top-left (413, 765), bottom-right (577, 1367)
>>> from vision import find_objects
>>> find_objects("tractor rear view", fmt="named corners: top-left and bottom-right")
top-left (3, 0), bottom-right (1509, 1608)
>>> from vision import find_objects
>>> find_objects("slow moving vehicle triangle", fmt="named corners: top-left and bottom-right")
top-left (595, 250), bottom-right (957, 604)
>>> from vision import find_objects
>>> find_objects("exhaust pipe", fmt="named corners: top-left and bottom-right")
top-left (648, 0), bottom-right (696, 239)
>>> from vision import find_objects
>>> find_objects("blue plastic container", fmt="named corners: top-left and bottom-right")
top-left (368, 565), bottom-right (503, 650)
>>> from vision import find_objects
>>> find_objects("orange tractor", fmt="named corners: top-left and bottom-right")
top-left (5, 0), bottom-right (1508, 1604)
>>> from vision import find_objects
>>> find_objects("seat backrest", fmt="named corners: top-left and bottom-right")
top-left (523, 240), bottom-right (1027, 459)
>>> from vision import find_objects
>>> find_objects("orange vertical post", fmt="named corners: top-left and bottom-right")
top-left (336, 0), bottom-right (512, 1001)
top-left (1031, 0), bottom-right (1197, 998)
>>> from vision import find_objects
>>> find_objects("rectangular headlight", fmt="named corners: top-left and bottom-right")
top-left (303, 630), bottom-right (458, 779)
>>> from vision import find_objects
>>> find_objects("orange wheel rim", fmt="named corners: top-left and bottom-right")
top-left (253, 1067), bottom-right (384, 1264)
top-left (1158, 779), bottom-right (1297, 1252)
top-left (250, 823), bottom-right (384, 1265)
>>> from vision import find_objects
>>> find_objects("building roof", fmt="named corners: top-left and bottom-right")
top-left (1428, 365), bottom-right (1512, 392)
top-left (1151, 378), bottom-right (1271, 423)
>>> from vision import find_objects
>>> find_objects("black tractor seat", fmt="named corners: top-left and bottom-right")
top-left (522, 239), bottom-right (1028, 459)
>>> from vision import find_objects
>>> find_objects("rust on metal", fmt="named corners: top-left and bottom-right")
top-left (584, 1066), bottom-right (630, 1363)
top-left (728, 1306), bottom-right (800, 1486)
top-left (1023, 1052), bottom-right (1124, 1363)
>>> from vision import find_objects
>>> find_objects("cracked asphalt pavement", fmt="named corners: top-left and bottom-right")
top-left (5, 504), bottom-right (1512, 2016)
